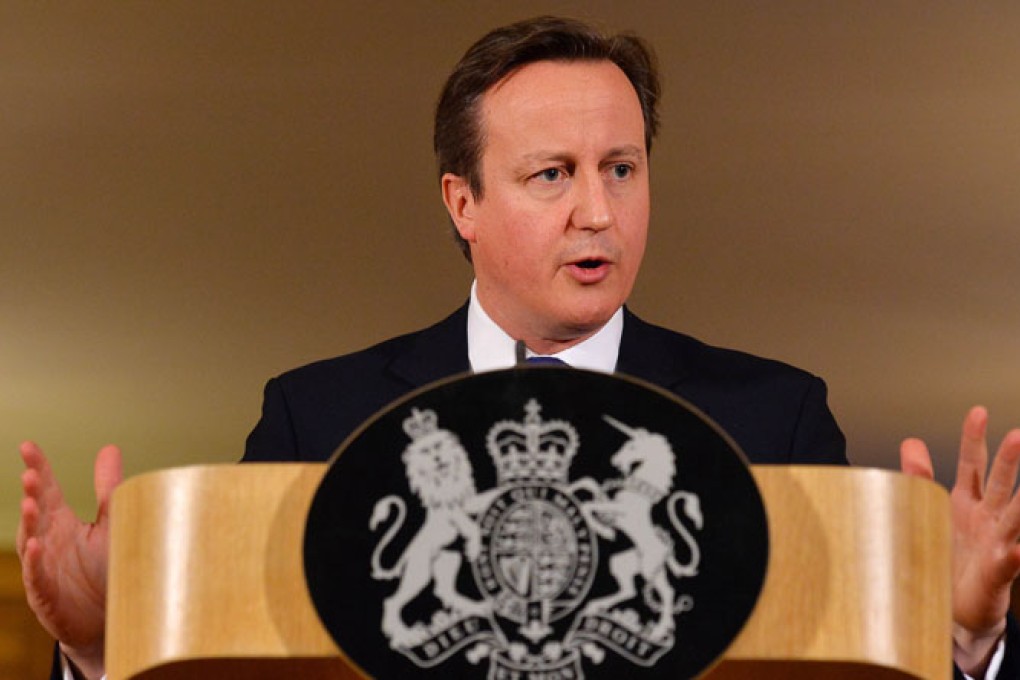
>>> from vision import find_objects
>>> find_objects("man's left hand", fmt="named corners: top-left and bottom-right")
top-left (901, 406), bottom-right (1020, 677)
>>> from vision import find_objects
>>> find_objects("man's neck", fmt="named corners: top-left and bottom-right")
top-left (467, 281), bottom-right (623, 373)
top-left (473, 285), bottom-right (611, 354)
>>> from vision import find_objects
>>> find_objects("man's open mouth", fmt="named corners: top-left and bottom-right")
top-left (566, 258), bottom-right (612, 283)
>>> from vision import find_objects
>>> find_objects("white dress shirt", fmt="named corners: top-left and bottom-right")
top-left (466, 280), bottom-right (623, 373)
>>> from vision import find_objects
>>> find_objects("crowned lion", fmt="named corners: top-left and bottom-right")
top-left (369, 408), bottom-right (493, 647)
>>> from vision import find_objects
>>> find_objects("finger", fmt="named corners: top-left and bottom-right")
top-left (984, 428), bottom-right (1020, 511)
top-left (20, 441), bottom-right (52, 484)
top-left (16, 495), bottom-right (38, 557)
top-left (20, 536), bottom-right (41, 592)
top-left (19, 536), bottom-right (57, 633)
top-left (20, 536), bottom-right (51, 602)
top-left (94, 445), bottom-right (122, 521)
top-left (20, 536), bottom-right (44, 586)
top-left (955, 406), bottom-right (990, 500)
top-left (19, 467), bottom-right (47, 548)
top-left (900, 438), bottom-right (935, 479)
top-left (989, 430), bottom-right (1020, 537)
top-left (20, 441), bottom-right (65, 512)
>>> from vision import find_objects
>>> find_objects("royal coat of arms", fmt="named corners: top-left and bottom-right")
top-left (304, 368), bottom-right (768, 680)
top-left (368, 399), bottom-right (705, 678)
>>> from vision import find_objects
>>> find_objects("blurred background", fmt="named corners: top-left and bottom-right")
top-left (2, 2), bottom-right (1018, 675)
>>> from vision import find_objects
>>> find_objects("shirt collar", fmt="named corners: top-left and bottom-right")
top-left (466, 280), bottom-right (622, 373)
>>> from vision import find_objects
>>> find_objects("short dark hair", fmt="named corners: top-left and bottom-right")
top-left (434, 16), bottom-right (661, 260)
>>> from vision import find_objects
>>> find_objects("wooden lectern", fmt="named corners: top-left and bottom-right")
top-left (106, 464), bottom-right (950, 680)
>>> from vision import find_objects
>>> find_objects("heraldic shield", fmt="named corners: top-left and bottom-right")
top-left (304, 368), bottom-right (769, 679)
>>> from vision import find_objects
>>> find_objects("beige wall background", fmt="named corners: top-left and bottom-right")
top-left (2, 1), bottom-right (1019, 546)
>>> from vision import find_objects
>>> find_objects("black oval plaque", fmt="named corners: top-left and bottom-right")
top-left (305, 368), bottom-right (768, 679)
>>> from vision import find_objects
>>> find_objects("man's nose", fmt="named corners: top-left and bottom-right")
top-left (571, 172), bottom-right (614, 232)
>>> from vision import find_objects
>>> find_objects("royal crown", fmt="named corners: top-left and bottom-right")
top-left (403, 407), bottom-right (439, 440)
top-left (486, 399), bottom-right (579, 484)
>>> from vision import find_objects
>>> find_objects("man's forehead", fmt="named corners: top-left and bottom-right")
top-left (478, 59), bottom-right (645, 153)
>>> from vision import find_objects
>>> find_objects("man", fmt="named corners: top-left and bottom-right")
top-left (18, 16), bottom-right (1020, 680)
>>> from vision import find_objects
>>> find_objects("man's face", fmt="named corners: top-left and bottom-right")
top-left (443, 60), bottom-right (650, 352)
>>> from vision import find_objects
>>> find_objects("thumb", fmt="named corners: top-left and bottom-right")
top-left (899, 438), bottom-right (935, 480)
top-left (94, 444), bottom-right (123, 521)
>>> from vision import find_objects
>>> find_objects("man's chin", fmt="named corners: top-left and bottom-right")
top-left (555, 301), bottom-right (620, 337)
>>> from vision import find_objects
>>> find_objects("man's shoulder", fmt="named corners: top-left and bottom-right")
top-left (622, 310), bottom-right (822, 385)
top-left (276, 328), bottom-right (421, 384)
top-left (623, 312), bottom-right (845, 464)
top-left (272, 304), bottom-right (469, 392)
top-left (243, 305), bottom-right (470, 462)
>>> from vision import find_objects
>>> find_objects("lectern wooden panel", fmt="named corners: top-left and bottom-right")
top-left (106, 465), bottom-right (950, 679)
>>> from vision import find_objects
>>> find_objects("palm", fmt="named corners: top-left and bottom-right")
top-left (947, 416), bottom-right (1020, 633)
top-left (900, 407), bottom-right (1020, 673)
top-left (18, 442), bottom-right (120, 661)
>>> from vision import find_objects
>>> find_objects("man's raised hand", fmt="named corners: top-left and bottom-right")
top-left (17, 442), bottom-right (121, 680)
top-left (901, 407), bottom-right (1020, 676)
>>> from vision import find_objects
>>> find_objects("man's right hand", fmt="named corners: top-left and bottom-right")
top-left (17, 441), bottom-right (121, 680)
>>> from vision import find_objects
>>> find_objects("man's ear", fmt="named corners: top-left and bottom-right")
top-left (441, 173), bottom-right (478, 243)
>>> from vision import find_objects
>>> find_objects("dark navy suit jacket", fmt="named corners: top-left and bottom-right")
top-left (242, 304), bottom-right (848, 466)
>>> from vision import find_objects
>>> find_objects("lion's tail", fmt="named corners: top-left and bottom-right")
top-left (369, 495), bottom-right (406, 580)
top-left (666, 491), bottom-right (702, 578)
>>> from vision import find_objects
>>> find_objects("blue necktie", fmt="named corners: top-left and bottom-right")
top-left (526, 356), bottom-right (567, 366)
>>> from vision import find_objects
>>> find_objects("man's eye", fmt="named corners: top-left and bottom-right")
top-left (610, 164), bottom-right (632, 179)
top-left (537, 168), bottom-right (562, 182)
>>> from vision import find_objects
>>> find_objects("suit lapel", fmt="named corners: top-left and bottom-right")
top-left (386, 303), bottom-right (472, 389)
top-left (615, 308), bottom-right (691, 392)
